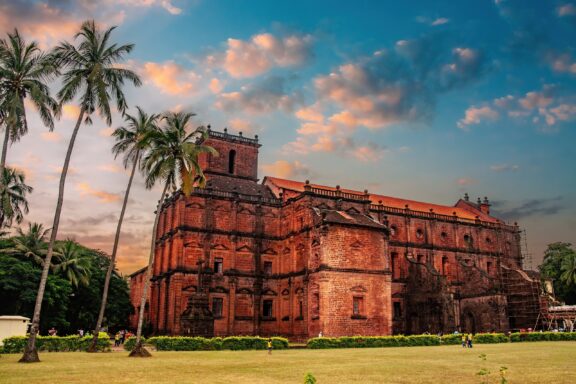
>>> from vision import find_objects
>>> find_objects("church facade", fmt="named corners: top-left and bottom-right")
top-left (129, 128), bottom-right (543, 339)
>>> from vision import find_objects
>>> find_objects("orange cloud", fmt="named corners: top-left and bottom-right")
top-left (40, 131), bottom-right (63, 142)
top-left (142, 61), bottom-right (200, 95)
top-left (261, 160), bottom-right (310, 179)
top-left (76, 182), bottom-right (121, 203)
top-left (457, 106), bottom-right (499, 130)
top-left (62, 104), bottom-right (81, 120)
top-left (97, 164), bottom-right (125, 173)
top-left (228, 118), bottom-right (259, 135)
top-left (209, 78), bottom-right (224, 94)
top-left (222, 33), bottom-right (313, 78)
top-left (99, 127), bottom-right (115, 137)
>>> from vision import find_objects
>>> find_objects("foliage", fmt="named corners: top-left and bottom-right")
top-left (53, 239), bottom-right (92, 287)
top-left (1, 334), bottom-right (111, 353)
top-left (0, 167), bottom-right (33, 228)
top-left (0, 29), bottom-right (58, 136)
top-left (124, 336), bottom-right (289, 351)
top-left (539, 242), bottom-right (576, 304)
top-left (307, 335), bottom-right (441, 349)
top-left (123, 336), bottom-right (143, 351)
top-left (440, 334), bottom-right (462, 345)
top-left (473, 333), bottom-right (509, 344)
top-left (509, 331), bottom-right (576, 342)
top-left (304, 372), bottom-right (317, 384)
top-left (0, 235), bottom-right (132, 335)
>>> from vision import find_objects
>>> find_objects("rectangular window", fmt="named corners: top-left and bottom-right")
top-left (486, 261), bottom-right (492, 275)
top-left (393, 302), bottom-right (402, 319)
top-left (417, 254), bottom-right (424, 263)
top-left (353, 296), bottom-right (363, 316)
top-left (263, 300), bottom-right (273, 318)
top-left (212, 297), bottom-right (223, 318)
top-left (263, 261), bottom-right (273, 275)
top-left (214, 258), bottom-right (223, 274)
top-left (391, 252), bottom-right (399, 279)
top-left (299, 301), bottom-right (303, 318)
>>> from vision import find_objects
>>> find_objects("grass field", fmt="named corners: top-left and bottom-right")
top-left (1, 342), bottom-right (575, 383)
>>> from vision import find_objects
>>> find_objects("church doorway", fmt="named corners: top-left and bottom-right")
top-left (462, 311), bottom-right (476, 334)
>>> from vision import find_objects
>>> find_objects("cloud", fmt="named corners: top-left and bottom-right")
top-left (350, 142), bottom-right (388, 162)
top-left (457, 106), bottom-right (499, 129)
top-left (456, 177), bottom-right (476, 186)
top-left (62, 105), bottom-right (81, 121)
top-left (558, 4), bottom-right (576, 17)
top-left (458, 84), bottom-right (576, 131)
top-left (141, 61), bottom-right (201, 95)
top-left (99, 127), bottom-right (115, 137)
top-left (209, 78), bottom-right (224, 94)
top-left (66, 213), bottom-right (118, 227)
top-left (261, 160), bottom-right (310, 178)
top-left (215, 76), bottom-right (303, 114)
top-left (97, 164), bottom-right (125, 173)
top-left (431, 18), bottom-right (450, 26)
top-left (216, 33), bottom-right (314, 78)
top-left (491, 196), bottom-right (565, 221)
top-left (228, 118), bottom-right (260, 135)
top-left (311, 35), bottom-right (489, 132)
top-left (490, 164), bottom-right (520, 172)
top-left (40, 132), bottom-right (63, 142)
top-left (76, 182), bottom-right (121, 203)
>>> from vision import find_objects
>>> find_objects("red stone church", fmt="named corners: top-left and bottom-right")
top-left (129, 128), bottom-right (543, 339)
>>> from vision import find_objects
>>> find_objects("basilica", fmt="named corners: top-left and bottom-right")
top-left (129, 128), bottom-right (543, 339)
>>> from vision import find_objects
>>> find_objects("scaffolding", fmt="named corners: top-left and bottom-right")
top-left (501, 265), bottom-right (545, 330)
top-left (539, 305), bottom-right (576, 332)
top-left (520, 229), bottom-right (533, 271)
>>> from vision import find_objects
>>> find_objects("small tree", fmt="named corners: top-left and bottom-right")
top-left (304, 373), bottom-right (317, 384)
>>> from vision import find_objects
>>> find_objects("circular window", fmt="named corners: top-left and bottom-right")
top-left (486, 237), bottom-right (492, 244)
top-left (464, 234), bottom-right (473, 245)
top-left (416, 229), bottom-right (424, 239)
top-left (440, 232), bottom-right (448, 241)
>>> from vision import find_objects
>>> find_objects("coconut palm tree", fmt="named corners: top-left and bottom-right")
top-left (88, 107), bottom-right (159, 352)
top-left (53, 239), bottom-right (92, 287)
top-left (19, 20), bottom-right (141, 363)
top-left (129, 112), bottom-right (216, 357)
top-left (561, 253), bottom-right (576, 287)
top-left (0, 167), bottom-right (33, 228)
top-left (0, 29), bottom-right (59, 176)
top-left (0, 222), bottom-right (50, 267)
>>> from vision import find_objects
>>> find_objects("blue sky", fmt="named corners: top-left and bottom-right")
top-left (1, 0), bottom-right (575, 272)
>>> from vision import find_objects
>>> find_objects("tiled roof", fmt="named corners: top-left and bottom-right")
top-left (314, 209), bottom-right (386, 230)
top-left (263, 176), bottom-right (502, 223)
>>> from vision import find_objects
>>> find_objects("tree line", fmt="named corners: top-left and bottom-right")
top-left (0, 20), bottom-right (216, 362)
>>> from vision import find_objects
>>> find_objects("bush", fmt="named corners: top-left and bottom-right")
top-left (123, 336), bottom-right (145, 351)
top-left (148, 336), bottom-right (222, 351)
top-left (304, 372), bottom-right (317, 384)
top-left (510, 331), bottom-right (576, 342)
top-left (307, 335), bottom-right (441, 349)
top-left (122, 336), bottom-right (288, 351)
top-left (222, 336), bottom-right (288, 351)
top-left (1, 334), bottom-right (111, 353)
top-left (441, 334), bottom-right (462, 345)
top-left (473, 333), bottom-right (508, 344)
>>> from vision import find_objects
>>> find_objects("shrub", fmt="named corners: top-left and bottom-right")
top-left (123, 336), bottom-right (145, 351)
top-left (307, 335), bottom-right (440, 349)
top-left (510, 332), bottom-right (576, 342)
top-left (1, 334), bottom-right (111, 353)
top-left (222, 336), bottom-right (288, 351)
top-left (441, 334), bottom-right (462, 345)
top-left (304, 372), bottom-right (317, 384)
top-left (473, 333), bottom-right (508, 344)
top-left (148, 336), bottom-right (222, 351)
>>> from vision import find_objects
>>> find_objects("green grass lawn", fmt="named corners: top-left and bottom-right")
top-left (1, 342), bottom-right (575, 383)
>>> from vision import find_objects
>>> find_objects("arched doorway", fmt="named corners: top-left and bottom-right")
top-left (462, 311), bottom-right (476, 334)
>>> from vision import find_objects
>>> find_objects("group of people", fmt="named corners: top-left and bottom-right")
top-left (461, 333), bottom-right (474, 348)
top-left (114, 329), bottom-right (132, 347)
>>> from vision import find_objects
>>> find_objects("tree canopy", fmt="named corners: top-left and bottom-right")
top-left (539, 242), bottom-right (576, 305)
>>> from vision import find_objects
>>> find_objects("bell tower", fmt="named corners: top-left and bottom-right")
top-left (198, 127), bottom-right (260, 182)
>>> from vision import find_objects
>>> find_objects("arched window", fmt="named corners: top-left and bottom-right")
top-left (228, 149), bottom-right (236, 174)
top-left (442, 256), bottom-right (449, 276)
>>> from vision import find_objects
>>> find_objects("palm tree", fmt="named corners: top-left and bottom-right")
top-left (0, 167), bottom-right (33, 228)
top-left (53, 239), bottom-right (92, 287)
top-left (19, 20), bottom-right (141, 363)
top-left (130, 112), bottom-right (216, 357)
top-left (0, 222), bottom-right (50, 267)
top-left (561, 253), bottom-right (576, 287)
top-left (88, 107), bottom-right (159, 352)
top-left (0, 29), bottom-right (59, 176)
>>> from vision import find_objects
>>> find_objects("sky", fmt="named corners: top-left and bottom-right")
top-left (1, 0), bottom-right (575, 274)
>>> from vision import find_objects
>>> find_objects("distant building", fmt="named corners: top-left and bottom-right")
top-left (129, 128), bottom-right (543, 339)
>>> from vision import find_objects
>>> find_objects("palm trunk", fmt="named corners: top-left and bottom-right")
top-left (0, 122), bottom-right (9, 174)
top-left (19, 107), bottom-right (86, 363)
top-left (129, 182), bottom-right (169, 357)
top-left (88, 153), bottom-right (139, 352)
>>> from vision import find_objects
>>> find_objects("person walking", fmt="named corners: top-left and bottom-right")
top-left (267, 338), bottom-right (273, 355)
top-left (114, 332), bottom-right (121, 347)
top-left (466, 333), bottom-right (473, 348)
top-left (461, 333), bottom-right (467, 348)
